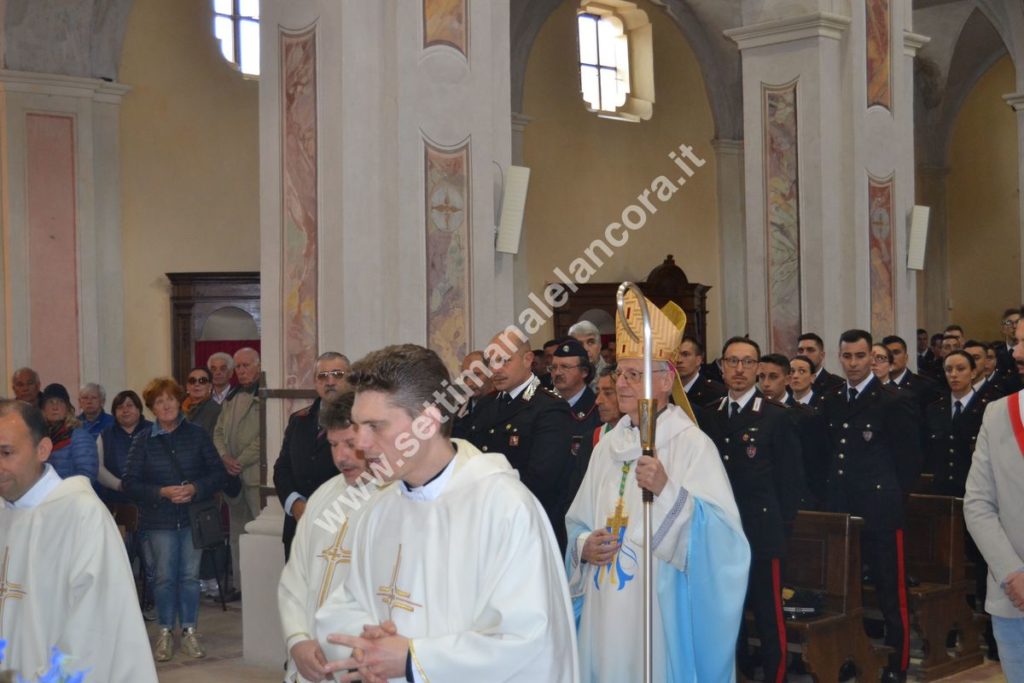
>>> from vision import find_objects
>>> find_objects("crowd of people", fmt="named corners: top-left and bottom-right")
top-left (3, 302), bottom-right (1023, 682)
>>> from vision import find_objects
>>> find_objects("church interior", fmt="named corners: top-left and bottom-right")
top-left (1, 0), bottom-right (1022, 681)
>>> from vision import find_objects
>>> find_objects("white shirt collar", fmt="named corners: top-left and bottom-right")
top-left (4, 464), bottom-right (61, 509)
top-left (566, 386), bottom-right (587, 407)
top-left (951, 390), bottom-right (974, 415)
top-left (727, 386), bottom-right (757, 412)
top-left (972, 376), bottom-right (988, 392)
top-left (847, 375), bottom-right (874, 396)
top-left (211, 384), bottom-right (231, 404)
top-left (682, 373), bottom-right (700, 393)
top-left (400, 452), bottom-right (457, 502)
top-left (507, 374), bottom-right (536, 401)
top-left (891, 369), bottom-right (908, 385)
top-left (813, 367), bottom-right (824, 379)
top-left (795, 389), bottom-right (815, 405)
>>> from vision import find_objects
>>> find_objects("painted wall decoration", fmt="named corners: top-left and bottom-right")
top-left (866, 0), bottom-right (892, 110)
top-left (425, 139), bottom-right (471, 371)
top-left (762, 81), bottom-right (801, 354)
top-left (868, 173), bottom-right (896, 337)
top-left (423, 0), bottom-right (467, 55)
top-left (281, 28), bottom-right (319, 392)
top-left (26, 113), bottom-right (80, 394)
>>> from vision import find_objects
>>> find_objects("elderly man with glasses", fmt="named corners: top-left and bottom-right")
top-left (549, 338), bottom-right (602, 513)
top-left (273, 351), bottom-right (351, 560)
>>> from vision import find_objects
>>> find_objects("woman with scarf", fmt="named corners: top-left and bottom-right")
top-left (40, 382), bottom-right (98, 482)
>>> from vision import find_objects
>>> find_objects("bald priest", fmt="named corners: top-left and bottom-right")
top-left (0, 399), bottom-right (157, 682)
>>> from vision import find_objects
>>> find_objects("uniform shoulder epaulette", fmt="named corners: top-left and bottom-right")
top-left (763, 397), bottom-right (787, 409)
top-left (538, 386), bottom-right (562, 399)
top-left (290, 405), bottom-right (313, 418)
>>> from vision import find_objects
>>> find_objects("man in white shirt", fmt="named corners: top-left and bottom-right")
top-left (0, 399), bottom-right (157, 682)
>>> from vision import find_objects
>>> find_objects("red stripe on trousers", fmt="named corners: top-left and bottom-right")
top-left (896, 529), bottom-right (910, 671)
top-left (772, 558), bottom-right (788, 683)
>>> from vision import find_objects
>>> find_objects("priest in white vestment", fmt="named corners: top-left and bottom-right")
top-left (0, 400), bottom-right (157, 682)
top-left (566, 292), bottom-right (751, 682)
top-left (315, 343), bottom-right (578, 683)
top-left (279, 391), bottom-right (375, 682)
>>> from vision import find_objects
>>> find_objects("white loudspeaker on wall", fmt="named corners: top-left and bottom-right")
top-left (907, 205), bottom-right (930, 271)
top-left (495, 165), bottom-right (531, 254)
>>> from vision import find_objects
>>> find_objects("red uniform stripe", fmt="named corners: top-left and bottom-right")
top-left (772, 558), bottom-right (788, 683)
top-left (895, 529), bottom-right (910, 671)
top-left (1008, 392), bottom-right (1024, 457)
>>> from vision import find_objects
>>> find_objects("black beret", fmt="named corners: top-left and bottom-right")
top-left (553, 339), bottom-right (588, 360)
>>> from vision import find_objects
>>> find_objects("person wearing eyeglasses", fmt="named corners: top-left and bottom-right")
top-left (704, 338), bottom-right (804, 683)
top-left (273, 351), bottom-right (351, 561)
top-left (550, 339), bottom-right (602, 510)
top-left (183, 366), bottom-right (221, 436)
top-left (995, 308), bottom-right (1022, 379)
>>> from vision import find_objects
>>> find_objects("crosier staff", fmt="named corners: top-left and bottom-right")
top-left (616, 281), bottom-right (656, 683)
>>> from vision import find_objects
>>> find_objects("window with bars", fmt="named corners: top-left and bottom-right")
top-left (213, 0), bottom-right (260, 76)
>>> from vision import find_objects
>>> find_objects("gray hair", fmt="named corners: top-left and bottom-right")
top-left (12, 367), bottom-right (40, 385)
top-left (234, 347), bottom-right (261, 364)
top-left (79, 382), bottom-right (106, 403)
top-left (316, 351), bottom-right (350, 366)
top-left (598, 363), bottom-right (617, 379)
top-left (207, 352), bottom-right (235, 371)
top-left (569, 320), bottom-right (600, 338)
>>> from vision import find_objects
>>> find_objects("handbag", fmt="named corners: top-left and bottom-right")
top-left (159, 436), bottom-right (225, 550)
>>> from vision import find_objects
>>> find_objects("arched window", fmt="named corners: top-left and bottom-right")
top-left (576, 1), bottom-right (653, 122)
top-left (213, 0), bottom-right (260, 76)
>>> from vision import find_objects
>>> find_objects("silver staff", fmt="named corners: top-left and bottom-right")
top-left (616, 281), bottom-right (656, 683)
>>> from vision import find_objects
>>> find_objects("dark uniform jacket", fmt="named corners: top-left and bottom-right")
top-left (892, 369), bottom-right (941, 406)
top-left (466, 376), bottom-right (574, 551)
top-left (703, 391), bottom-right (804, 558)
top-left (783, 395), bottom-right (829, 509)
top-left (685, 373), bottom-right (727, 408)
top-left (812, 368), bottom-right (845, 395)
top-left (564, 386), bottom-right (602, 508)
top-left (273, 398), bottom-right (338, 555)
top-left (924, 392), bottom-right (985, 497)
top-left (821, 377), bottom-right (922, 531)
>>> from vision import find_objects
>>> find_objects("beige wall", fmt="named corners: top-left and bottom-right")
top-left (120, 0), bottom-right (259, 391)
top-left (948, 55), bottom-right (1018, 341)
top-left (521, 0), bottom-right (721, 351)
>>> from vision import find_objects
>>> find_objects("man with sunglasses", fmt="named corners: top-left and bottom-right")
top-left (273, 351), bottom-right (351, 560)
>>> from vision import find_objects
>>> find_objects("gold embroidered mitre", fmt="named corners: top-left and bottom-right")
top-left (615, 288), bottom-right (698, 424)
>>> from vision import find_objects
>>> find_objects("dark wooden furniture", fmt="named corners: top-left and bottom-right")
top-left (550, 255), bottom-right (711, 351)
top-left (864, 495), bottom-right (983, 680)
top-left (167, 272), bottom-right (261, 382)
top-left (764, 512), bottom-right (890, 683)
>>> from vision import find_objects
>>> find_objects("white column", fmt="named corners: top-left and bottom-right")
top-left (0, 70), bottom-right (129, 392)
top-left (712, 138), bottom-right (746, 338)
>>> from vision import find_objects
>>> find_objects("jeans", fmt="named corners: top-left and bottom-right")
top-left (993, 616), bottom-right (1024, 683)
top-left (147, 527), bottom-right (202, 630)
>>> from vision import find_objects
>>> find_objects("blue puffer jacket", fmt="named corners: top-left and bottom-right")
top-left (48, 427), bottom-right (99, 482)
top-left (122, 416), bottom-right (228, 531)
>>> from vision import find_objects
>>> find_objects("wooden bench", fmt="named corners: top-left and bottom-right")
top-left (749, 512), bottom-right (890, 682)
top-left (884, 494), bottom-right (983, 680)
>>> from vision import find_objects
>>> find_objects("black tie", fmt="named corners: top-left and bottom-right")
top-left (953, 400), bottom-right (963, 419)
top-left (729, 401), bottom-right (740, 419)
top-left (848, 388), bottom-right (858, 403)
top-left (499, 392), bottom-right (513, 407)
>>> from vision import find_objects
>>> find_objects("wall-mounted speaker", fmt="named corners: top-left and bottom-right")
top-left (495, 165), bottom-right (531, 255)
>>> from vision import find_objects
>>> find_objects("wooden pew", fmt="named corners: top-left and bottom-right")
top-left (893, 494), bottom-right (983, 680)
top-left (768, 512), bottom-right (890, 682)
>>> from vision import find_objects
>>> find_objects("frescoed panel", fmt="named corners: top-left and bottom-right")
top-left (423, 0), bottom-right (467, 55)
top-left (281, 28), bottom-right (318, 392)
top-left (425, 140), bottom-right (471, 371)
top-left (866, 0), bottom-right (892, 110)
top-left (26, 114), bottom-right (80, 393)
top-left (763, 81), bottom-right (801, 354)
top-left (868, 174), bottom-right (896, 337)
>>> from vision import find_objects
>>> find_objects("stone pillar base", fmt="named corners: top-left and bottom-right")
top-left (241, 501), bottom-right (286, 668)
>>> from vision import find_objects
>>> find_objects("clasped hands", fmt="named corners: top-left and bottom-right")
top-left (159, 483), bottom-right (196, 504)
top-left (221, 452), bottom-right (243, 476)
top-left (323, 620), bottom-right (410, 683)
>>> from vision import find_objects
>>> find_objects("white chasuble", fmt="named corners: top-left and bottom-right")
top-left (316, 439), bottom-right (579, 682)
top-left (279, 473), bottom-right (376, 682)
top-left (0, 476), bottom-right (158, 682)
top-left (566, 405), bottom-right (751, 682)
